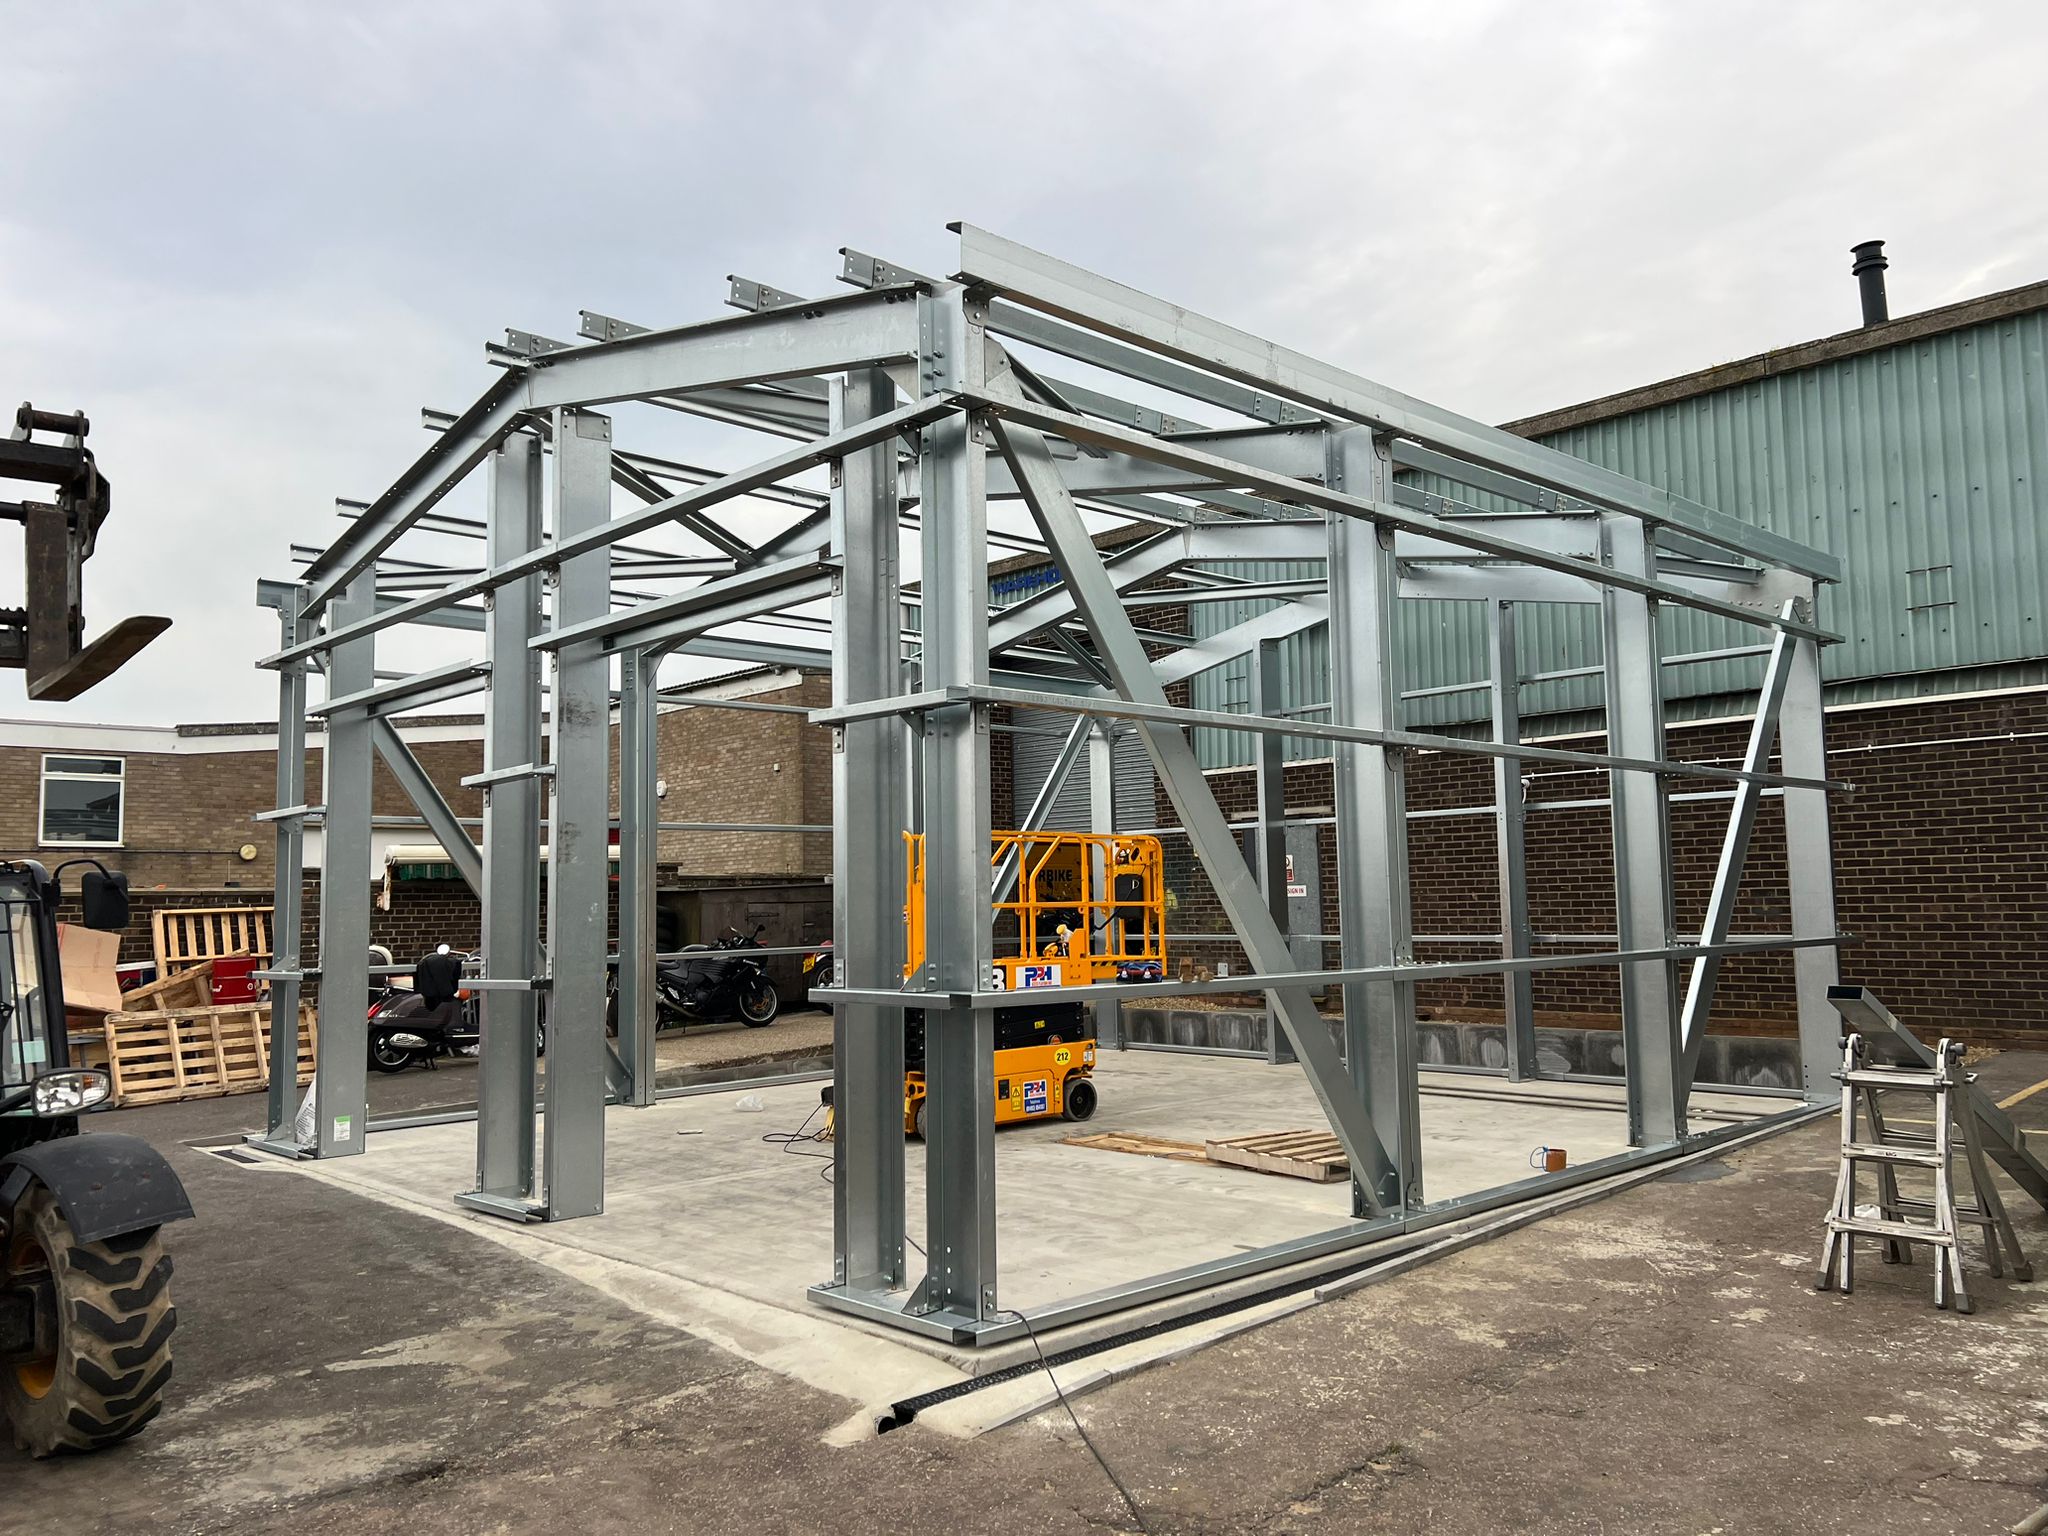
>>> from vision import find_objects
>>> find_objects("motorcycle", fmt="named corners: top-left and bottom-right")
top-left (609, 925), bottom-right (780, 1033)
top-left (366, 947), bottom-right (546, 1072)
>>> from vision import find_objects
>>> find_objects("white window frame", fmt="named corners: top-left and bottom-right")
top-left (38, 753), bottom-right (126, 849)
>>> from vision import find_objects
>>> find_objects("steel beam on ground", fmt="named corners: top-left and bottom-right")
top-left (1677, 603), bottom-right (1798, 1095)
top-left (540, 408), bottom-right (614, 1220)
top-left (1601, 514), bottom-right (1683, 1146)
top-left (259, 589), bottom-right (309, 1147)
top-left (476, 434), bottom-right (545, 1202)
top-left (911, 290), bottom-right (998, 1324)
top-left (617, 649), bottom-right (661, 1108)
top-left (992, 411), bottom-right (1392, 1215)
top-left (956, 225), bottom-right (1839, 583)
top-left (311, 575), bottom-right (375, 1158)
top-left (1488, 601), bottom-right (1536, 1080)
top-left (1249, 637), bottom-right (1295, 1067)
top-left (829, 368), bottom-right (909, 1294)
top-left (369, 718), bottom-right (482, 895)
top-left (1780, 595), bottom-right (1843, 1103)
top-left (1328, 428), bottom-right (1417, 1215)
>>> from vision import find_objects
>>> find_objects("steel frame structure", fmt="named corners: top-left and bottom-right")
top-left (252, 226), bottom-right (1848, 1345)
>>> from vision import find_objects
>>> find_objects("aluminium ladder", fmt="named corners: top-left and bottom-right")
top-left (1816, 1030), bottom-right (2034, 1313)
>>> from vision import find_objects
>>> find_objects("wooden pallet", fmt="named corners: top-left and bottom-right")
top-left (101, 1002), bottom-right (315, 1106)
top-left (116, 960), bottom-right (217, 1015)
top-left (1061, 1131), bottom-right (1211, 1163)
top-left (1205, 1130), bottom-right (1350, 1182)
top-left (152, 906), bottom-right (272, 978)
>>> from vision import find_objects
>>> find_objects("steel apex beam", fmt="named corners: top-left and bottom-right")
top-left (954, 224), bottom-right (1840, 584)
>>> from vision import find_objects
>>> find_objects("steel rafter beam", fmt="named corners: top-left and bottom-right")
top-left (959, 393), bottom-right (1837, 644)
top-left (992, 413), bottom-right (1394, 1214)
top-left (266, 394), bottom-right (956, 669)
top-left (955, 225), bottom-right (1840, 583)
top-left (298, 286), bottom-right (925, 615)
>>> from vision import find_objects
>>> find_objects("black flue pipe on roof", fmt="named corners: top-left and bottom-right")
top-left (1851, 239), bottom-right (1890, 327)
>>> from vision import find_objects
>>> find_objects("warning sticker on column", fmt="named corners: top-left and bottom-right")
top-left (332, 1116), bottom-right (353, 1144)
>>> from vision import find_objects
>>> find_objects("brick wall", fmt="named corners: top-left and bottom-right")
top-left (0, 733), bottom-right (486, 891)
top-left (646, 674), bottom-right (833, 877)
top-left (1153, 690), bottom-right (2048, 1047)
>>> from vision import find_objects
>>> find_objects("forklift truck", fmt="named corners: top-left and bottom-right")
top-left (900, 830), bottom-right (1166, 1137)
top-left (1, 860), bottom-right (192, 1456)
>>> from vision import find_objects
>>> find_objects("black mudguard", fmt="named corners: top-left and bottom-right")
top-left (0, 1132), bottom-right (195, 1244)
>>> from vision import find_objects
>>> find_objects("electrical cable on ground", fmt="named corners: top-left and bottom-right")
top-left (1001, 1306), bottom-right (1150, 1535)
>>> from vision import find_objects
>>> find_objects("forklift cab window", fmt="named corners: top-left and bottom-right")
top-left (0, 892), bottom-right (49, 1091)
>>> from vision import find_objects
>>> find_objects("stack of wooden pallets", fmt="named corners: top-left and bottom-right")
top-left (71, 955), bottom-right (317, 1107)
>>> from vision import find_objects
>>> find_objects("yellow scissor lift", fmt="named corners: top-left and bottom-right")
top-left (902, 830), bottom-right (1167, 1137)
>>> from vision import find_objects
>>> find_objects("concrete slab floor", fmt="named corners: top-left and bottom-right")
top-left (4, 1053), bottom-right (2045, 1532)
top-left (264, 1053), bottom-right (1775, 1399)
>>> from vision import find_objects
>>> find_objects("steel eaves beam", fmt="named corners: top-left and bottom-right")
top-left (993, 414), bottom-right (1393, 1215)
top-left (956, 225), bottom-right (1840, 584)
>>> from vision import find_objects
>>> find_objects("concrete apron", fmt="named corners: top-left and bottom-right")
top-left (254, 1053), bottom-right (1777, 1439)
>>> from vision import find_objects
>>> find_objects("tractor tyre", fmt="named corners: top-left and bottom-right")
top-left (1061, 1076), bottom-right (1099, 1122)
top-left (2, 1186), bottom-right (175, 1457)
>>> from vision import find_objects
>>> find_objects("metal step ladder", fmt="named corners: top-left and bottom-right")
top-left (1816, 1021), bottom-right (2035, 1313)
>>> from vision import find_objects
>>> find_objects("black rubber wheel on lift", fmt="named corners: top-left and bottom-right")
top-left (912, 1099), bottom-right (927, 1140)
top-left (1061, 1076), bottom-right (1099, 1122)
top-left (1, 1186), bottom-right (176, 1457)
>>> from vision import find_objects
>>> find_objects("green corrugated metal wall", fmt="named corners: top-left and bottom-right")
top-left (1179, 304), bottom-right (2048, 766)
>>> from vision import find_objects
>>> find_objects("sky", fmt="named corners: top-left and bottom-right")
top-left (3, 0), bottom-right (2045, 725)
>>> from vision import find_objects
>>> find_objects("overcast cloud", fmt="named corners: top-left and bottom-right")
top-left (4, 1), bottom-right (2044, 724)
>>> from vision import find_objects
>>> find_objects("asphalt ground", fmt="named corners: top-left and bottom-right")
top-left (5, 1046), bottom-right (2047, 1533)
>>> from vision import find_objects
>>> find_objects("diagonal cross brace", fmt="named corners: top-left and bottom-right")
top-left (1676, 601), bottom-right (1800, 1096)
top-left (370, 717), bottom-right (483, 896)
top-left (992, 415), bottom-right (1393, 1214)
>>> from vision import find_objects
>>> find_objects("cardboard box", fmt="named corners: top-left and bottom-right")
top-left (56, 923), bottom-right (125, 1015)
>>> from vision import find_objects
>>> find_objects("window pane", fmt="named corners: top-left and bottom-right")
top-left (46, 756), bottom-right (123, 777)
top-left (41, 777), bottom-right (121, 843)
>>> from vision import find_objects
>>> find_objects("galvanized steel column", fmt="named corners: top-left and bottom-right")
top-left (1087, 721), bottom-right (1122, 1051)
top-left (312, 574), bottom-right (375, 1157)
top-left (1778, 595), bottom-right (1842, 1103)
top-left (914, 289), bottom-right (996, 1322)
top-left (830, 367), bottom-right (909, 1294)
top-left (1487, 601), bottom-right (1537, 1079)
top-left (1327, 427), bottom-right (1417, 1214)
top-left (477, 434), bottom-right (544, 1200)
top-left (1600, 513), bottom-right (1684, 1145)
top-left (541, 408), bottom-right (614, 1219)
top-left (617, 649), bottom-right (662, 1108)
top-left (264, 587), bottom-right (308, 1143)
top-left (1250, 636), bottom-right (1295, 1066)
